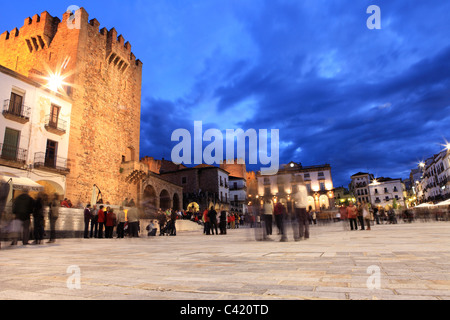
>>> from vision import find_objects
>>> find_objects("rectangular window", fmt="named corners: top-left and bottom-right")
top-left (2, 128), bottom-right (20, 160)
top-left (9, 92), bottom-right (24, 116)
top-left (49, 104), bottom-right (61, 128)
top-left (45, 139), bottom-right (58, 168)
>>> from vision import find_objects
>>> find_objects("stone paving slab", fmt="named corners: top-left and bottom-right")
top-left (0, 221), bottom-right (449, 300)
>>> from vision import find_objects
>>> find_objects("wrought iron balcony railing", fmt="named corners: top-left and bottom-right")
top-left (0, 143), bottom-right (28, 164)
top-left (44, 115), bottom-right (67, 134)
top-left (33, 152), bottom-right (70, 174)
top-left (2, 99), bottom-right (31, 122)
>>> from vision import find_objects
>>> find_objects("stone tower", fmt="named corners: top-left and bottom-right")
top-left (0, 8), bottom-right (143, 205)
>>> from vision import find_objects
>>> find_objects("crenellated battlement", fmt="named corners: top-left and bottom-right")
top-left (0, 7), bottom-right (142, 69)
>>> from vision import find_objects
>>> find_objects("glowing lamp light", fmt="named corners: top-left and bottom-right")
top-left (47, 72), bottom-right (64, 92)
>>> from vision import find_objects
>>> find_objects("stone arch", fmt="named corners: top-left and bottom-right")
top-left (187, 202), bottom-right (200, 213)
top-left (160, 189), bottom-right (171, 210)
top-left (172, 193), bottom-right (181, 211)
top-left (142, 184), bottom-right (157, 216)
top-left (35, 180), bottom-right (64, 196)
top-left (307, 196), bottom-right (316, 211)
top-left (319, 195), bottom-right (330, 209)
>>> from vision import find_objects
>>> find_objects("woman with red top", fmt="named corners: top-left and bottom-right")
top-left (97, 205), bottom-right (105, 238)
top-left (347, 202), bottom-right (358, 231)
top-left (105, 208), bottom-right (116, 238)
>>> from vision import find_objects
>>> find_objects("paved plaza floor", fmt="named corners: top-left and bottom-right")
top-left (0, 221), bottom-right (449, 301)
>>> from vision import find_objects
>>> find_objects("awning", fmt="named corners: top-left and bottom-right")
top-left (0, 175), bottom-right (44, 192)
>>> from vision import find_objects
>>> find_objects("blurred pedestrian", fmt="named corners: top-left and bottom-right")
top-left (347, 201), bottom-right (358, 231)
top-left (84, 204), bottom-right (92, 239)
top-left (47, 193), bottom-right (60, 243)
top-left (293, 178), bottom-right (309, 241)
top-left (97, 205), bottom-right (105, 238)
top-left (116, 206), bottom-right (126, 238)
top-left (262, 198), bottom-right (274, 237)
top-left (157, 209), bottom-right (167, 236)
top-left (32, 192), bottom-right (47, 244)
top-left (105, 208), bottom-right (116, 238)
top-left (11, 190), bottom-right (34, 246)
top-left (208, 206), bottom-right (218, 235)
top-left (274, 201), bottom-right (288, 242)
top-left (127, 203), bottom-right (139, 237)
top-left (340, 204), bottom-right (349, 230)
top-left (362, 202), bottom-right (373, 231)
top-left (219, 210), bottom-right (227, 235)
top-left (203, 208), bottom-right (210, 235)
top-left (356, 201), bottom-right (365, 230)
top-left (90, 205), bottom-right (98, 238)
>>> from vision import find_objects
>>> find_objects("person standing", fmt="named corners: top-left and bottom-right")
top-left (347, 201), bottom-right (358, 231)
top-left (294, 179), bottom-right (309, 241)
top-left (90, 205), bottom-right (98, 238)
top-left (356, 202), bottom-right (365, 230)
top-left (208, 206), bottom-right (218, 235)
top-left (105, 208), bottom-right (116, 238)
top-left (203, 208), bottom-right (210, 235)
top-left (340, 204), bottom-right (349, 230)
top-left (157, 209), bottom-right (167, 236)
top-left (32, 192), bottom-right (46, 245)
top-left (274, 201), bottom-right (288, 242)
top-left (362, 202), bottom-right (373, 231)
top-left (97, 205), bottom-right (105, 238)
top-left (127, 203), bottom-right (139, 238)
top-left (116, 207), bottom-right (126, 239)
top-left (219, 210), bottom-right (227, 235)
top-left (84, 204), bottom-right (92, 239)
top-left (11, 190), bottom-right (34, 246)
top-left (47, 193), bottom-right (60, 243)
top-left (169, 209), bottom-right (178, 236)
top-left (262, 198), bottom-right (274, 237)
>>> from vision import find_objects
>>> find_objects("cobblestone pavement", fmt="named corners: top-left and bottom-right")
top-left (0, 221), bottom-right (449, 300)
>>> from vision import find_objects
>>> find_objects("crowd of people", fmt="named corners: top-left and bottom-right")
top-left (83, 203), bottom-right (140, 239)
top-left (0, 190), bottom-right (60, 249)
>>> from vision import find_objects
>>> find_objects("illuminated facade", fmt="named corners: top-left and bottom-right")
top-left (255, 162), bottom-right (335, 212)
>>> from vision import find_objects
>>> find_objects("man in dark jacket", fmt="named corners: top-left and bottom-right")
top-left (84, 204), bottom-right (92, 239)
top-left (32, 192), bottom-right (47, 245)
top-left (208, 207), bottom-right (218, 235)
top-left (12, 190), bottom-right (34, 245)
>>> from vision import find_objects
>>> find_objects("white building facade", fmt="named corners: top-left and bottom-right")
top-left (229, 176), bottom-right (247, 213)
top-left (0, 65), bottom-right (72, 198)
top-left (368, 178), bottom-right (407, 209)
top-left (256, 162), bottom-right (334, 212)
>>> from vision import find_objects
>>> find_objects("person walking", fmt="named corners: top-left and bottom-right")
top-left (116, 206), bottom-right (126, 238)
top-left (84, 204), bottom-right (92, 239)
top-left (203, 208), bottom-right (210, 235)
top-left (340, 204), bottom-right (349, 230)
top-left (274, 201), bottom-right (288, 242)
top-left (347, 201), bottom-right (358, 231)
top-left (47, 193), bottom-right (60, 243)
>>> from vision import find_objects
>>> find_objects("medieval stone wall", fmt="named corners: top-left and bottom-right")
top-left (0, 8), bottom-right (142, 206)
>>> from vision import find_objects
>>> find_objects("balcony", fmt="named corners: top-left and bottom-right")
top-left (0, 143), bottom-right (28, 169)
top-left (44, 115), bottom-right (67, 135)
top-left (2, 99), bottom-right (31, 124)
top-left (33, 152), bottom-right (70, 175)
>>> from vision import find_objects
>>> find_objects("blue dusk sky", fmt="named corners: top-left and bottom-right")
top-left (1, 1), bottom-right (449, 187)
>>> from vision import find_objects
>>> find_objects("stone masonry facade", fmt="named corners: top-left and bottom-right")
top-left (0, 8), bottom-right (143, 205)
